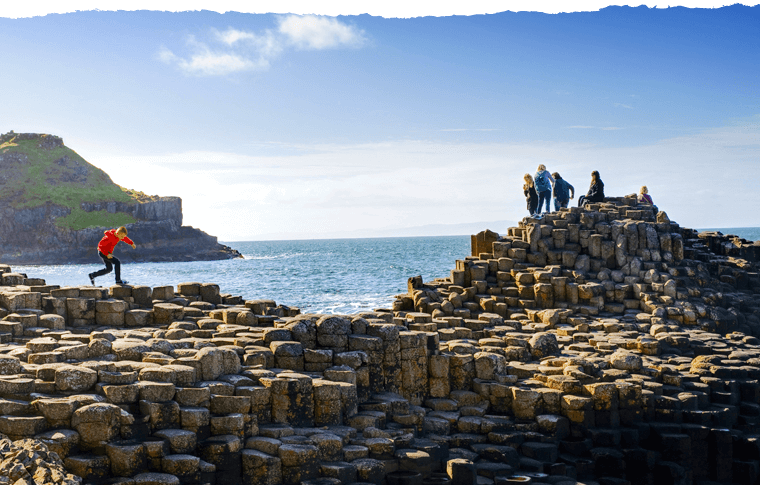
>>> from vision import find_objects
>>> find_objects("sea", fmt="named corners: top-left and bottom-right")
top-left (10, 228), bottom-right (760, 315)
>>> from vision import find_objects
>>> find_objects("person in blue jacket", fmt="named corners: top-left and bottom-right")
top-left (552, 172), bottom-right (575, 211)
top-left (533, 164), bottom-right (554, 216)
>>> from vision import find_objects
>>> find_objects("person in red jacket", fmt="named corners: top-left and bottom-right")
top-left (88, 226), bottom-right (136, 285)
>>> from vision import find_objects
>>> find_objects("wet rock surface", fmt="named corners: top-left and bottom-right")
top-left (1, 195), bottom-right (760, 484)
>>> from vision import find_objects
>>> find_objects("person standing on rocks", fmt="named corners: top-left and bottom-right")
top-left (578, 170), bottom-right (605, 207)
top-left (533, 164), bottom-right (554, 216)
top-left (523, 174), bottom-right (538, 217)
top-left (551, 172), bottom-right (575, 211)
top-left (88, 226), bottom-right (136, 286)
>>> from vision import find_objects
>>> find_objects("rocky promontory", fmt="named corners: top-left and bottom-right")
top-left (0, 132), bottom-right (241, 264)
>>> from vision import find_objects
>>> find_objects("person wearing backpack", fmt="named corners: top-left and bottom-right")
top-left (552, 172), bottom-right (575, 211)
top-left (533, 164), bottom-right (554, 216)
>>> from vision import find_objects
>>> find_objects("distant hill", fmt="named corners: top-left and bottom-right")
top-left (0, 132), bottom-right (241, 264)
top-left (0, 132), bottom-right (142, 229)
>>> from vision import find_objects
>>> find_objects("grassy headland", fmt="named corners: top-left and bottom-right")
top-left (0, 134), bottom-right (150, 230)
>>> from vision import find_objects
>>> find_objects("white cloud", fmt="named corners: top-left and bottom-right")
top-left (614, 102), bottom-right (634, 109)
top-left (215, 28), bottom-right (257, 45)
top-left (159, 35), bottom-right (267, 75)
top-left (213, 28), bottom-right (283, 58)
top-left (159, 15), bottom-right (364, 76)
top-left (277, 15), bottom-right (365, 49)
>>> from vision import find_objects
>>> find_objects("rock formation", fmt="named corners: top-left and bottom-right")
top-left (0, 195), bottom-right (759, 485)
top-left (0, 132), bottom-right (241, 264)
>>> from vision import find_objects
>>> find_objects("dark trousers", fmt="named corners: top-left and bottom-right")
top-left (92, 252), bottom-right (120, 281)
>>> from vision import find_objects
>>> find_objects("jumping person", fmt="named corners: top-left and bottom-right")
top-left (88, 226), bottom-right (136, 286)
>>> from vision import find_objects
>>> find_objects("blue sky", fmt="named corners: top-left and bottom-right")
top-left (1, 3), bottom-right (759, 240)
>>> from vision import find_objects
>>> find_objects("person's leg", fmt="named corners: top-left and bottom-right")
top-left (560, 199), bottom-right (569, 209)
top-left (553, 198), bottom-right (560, 212)
top-left (578, 196), bottom-right (586, 207)
top-left (543, 190), bottom-right (552, 213)
top-left (111, 256), bottom-right (122, 282)
top-left (537, 191), bottom-right (547, 214)
top-left (91, 252), bottom-right (113, 279)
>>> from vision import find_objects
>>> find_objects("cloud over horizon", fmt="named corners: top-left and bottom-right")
top-left (159, 14), bottom-right (366, 76)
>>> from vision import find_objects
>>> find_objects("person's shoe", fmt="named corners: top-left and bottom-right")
top-left (89, 274), bottom-right (95, 286)
top-left (115, 280), bottom-right (128, 285)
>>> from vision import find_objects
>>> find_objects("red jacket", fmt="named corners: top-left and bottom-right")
top-left (98, 229), bottom-right (134, 255)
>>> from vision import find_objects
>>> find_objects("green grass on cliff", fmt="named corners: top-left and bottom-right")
top-left (56, 209), bottom-right (136, 231)
top-left (0, 135), bottom-right (141, 230)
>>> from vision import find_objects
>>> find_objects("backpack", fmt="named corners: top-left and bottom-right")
top-left (534, 171), bottom-right (550, 192)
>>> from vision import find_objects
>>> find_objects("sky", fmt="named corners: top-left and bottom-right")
top-left (1, 2), bottom-right (759, 240)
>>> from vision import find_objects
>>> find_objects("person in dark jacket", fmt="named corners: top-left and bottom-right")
top-left (578, 170), bottom-right (604, 207)
top-left (552, 172), bottom-right (575, 211)
top-left (523, 174), bottom-right (538, 216)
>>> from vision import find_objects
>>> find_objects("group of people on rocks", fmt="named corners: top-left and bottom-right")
top-left (523, 165), bottom-right (654, 218)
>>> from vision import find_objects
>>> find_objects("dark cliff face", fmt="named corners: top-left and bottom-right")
top-left (0, 201), bottom-right (241, 264)
top-left (79, 197), bottom-right (183, 227)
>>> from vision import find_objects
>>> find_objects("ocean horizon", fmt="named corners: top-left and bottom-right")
top-left (9, 227), bottom-right (760, 315)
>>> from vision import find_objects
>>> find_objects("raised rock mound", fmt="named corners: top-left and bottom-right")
top-left (0, 195), bottom-right (759, 485)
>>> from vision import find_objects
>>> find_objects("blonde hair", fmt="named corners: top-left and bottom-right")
top-left (116, 226), bottom-right (128, 237)
top-left (523, 173), bottom-right (534, 190)
top-left (537, 164), bottom-right (546, 171)
top-left (640, 185), bottom-right (648, 194)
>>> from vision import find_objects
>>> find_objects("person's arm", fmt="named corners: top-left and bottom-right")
top-left (569, 183), bottom-right (575, 199)
top-left (123, 236), bottom-right (136, 249)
